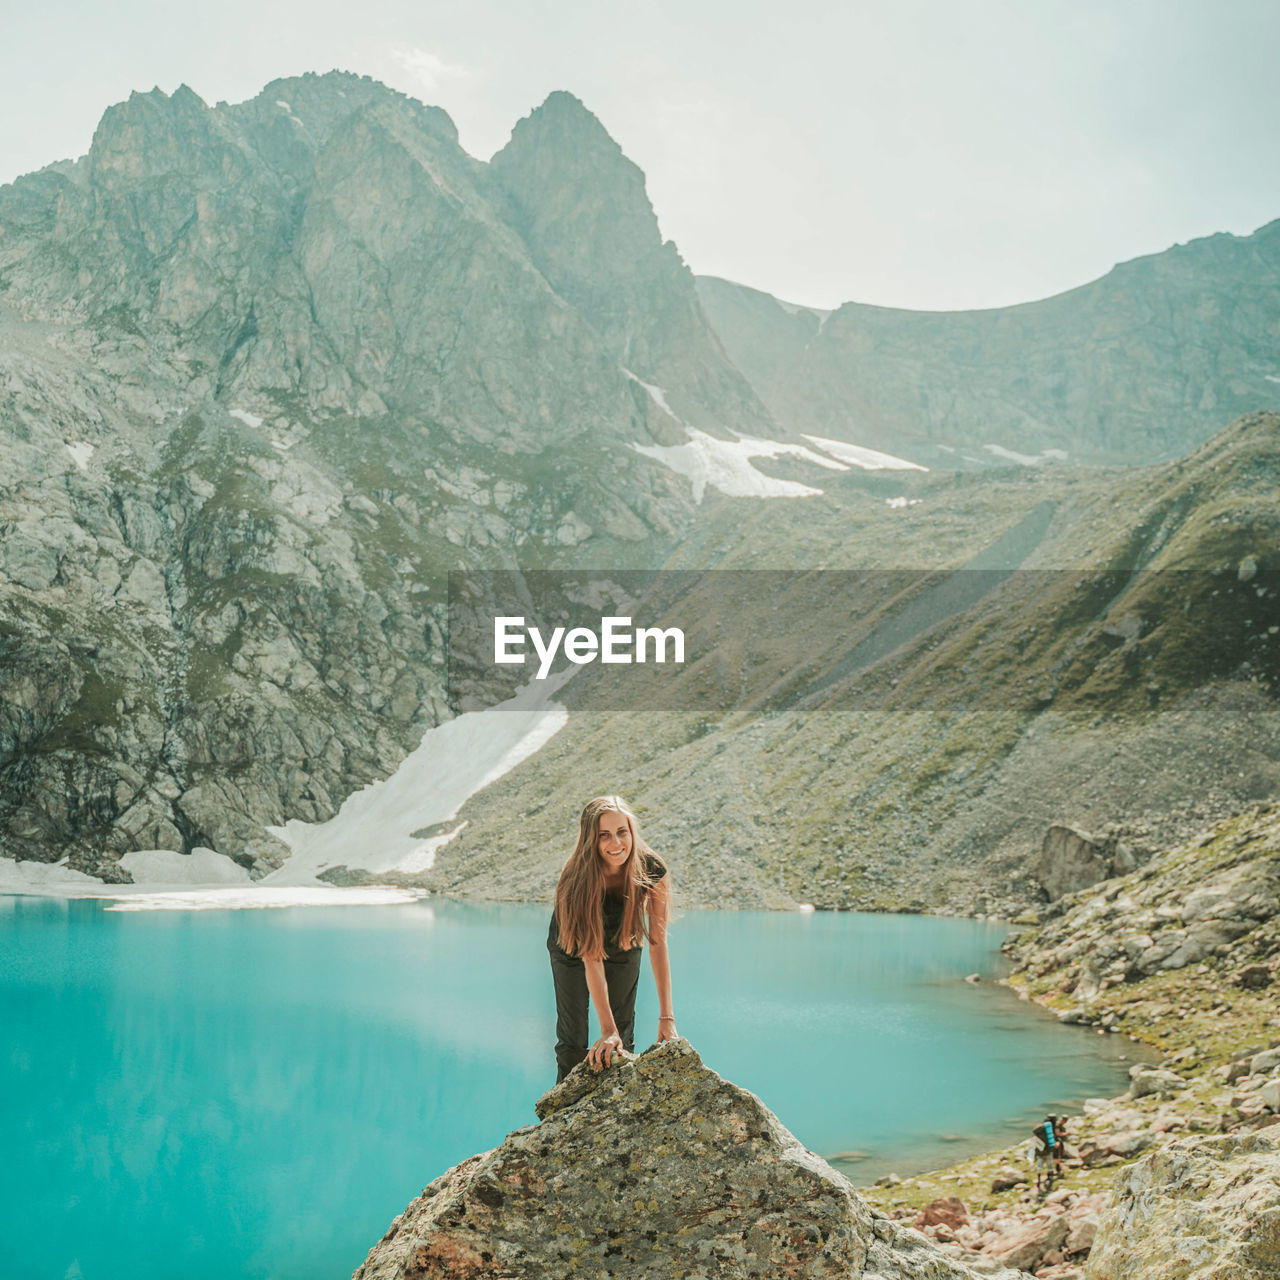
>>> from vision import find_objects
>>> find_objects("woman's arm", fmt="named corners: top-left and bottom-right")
top-left (649, 877), bottom-right (678, 1042)
top-left (584, 958), bottom-right (623, 1068)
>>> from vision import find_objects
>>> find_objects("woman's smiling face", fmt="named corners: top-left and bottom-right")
top-left (596, 809), bottom-right (633, 874)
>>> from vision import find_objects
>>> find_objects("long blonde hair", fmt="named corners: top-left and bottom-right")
top-left (553, 795), bottom-right (666, 961)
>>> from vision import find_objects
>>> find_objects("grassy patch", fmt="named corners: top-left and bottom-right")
top-left (35, 670), bottom-right (128, 755)
top-left (1012, 964), bottom-right (1279, 1071)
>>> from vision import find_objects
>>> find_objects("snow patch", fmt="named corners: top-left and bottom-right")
top-left (776, 298), bottom-right (833, 322)
top-left (886, 497), bottom-right (923, 509)
top-left (802, 435), bottom-right (928, 472)
top-left (273, 101), bottom-right (306, 128)
top-left (229, 408), bottom-right (264, 429)
top-left (3, 680), bottom-right (571, 905)
top-left (982, 443), bottom-right (1067, 466)
top-left (1265, 375), bottom-right (1280, 384)
top-left (775, 440), bottom-right (848, 473)
top-left (104, 887), bottom-right (422, 913)
top-left (398, 822), bottom-right (467, 874)
top-left (119, 847), bottom-right (251, 885)
top-left (65, 442), bottom-right (95, 471)
top-left (623, 369), bottom-right (680, 422)
top-left (632, 430), bottom-right (834, 502)
top-left (982, 443), bottom-right (1040, 466)
top-left (263, 673), bottom-right (573, 884)
top-left (0, 859), bottom-right (103, 894)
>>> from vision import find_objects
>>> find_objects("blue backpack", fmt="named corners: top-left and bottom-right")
top-left (1034, 1120), bottom-right (1058, 1151)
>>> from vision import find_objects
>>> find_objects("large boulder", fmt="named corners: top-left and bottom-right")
top-left (353, 1040), bottom-right (1024, 1280)
top-left (1085, 1130), bottom-right (1280, 1279)
top-left (1032, 825), bottom-right (1137, 901)
top-left (1005, 805), bottom-right (1280, 992)
top-left (1127, 1067), bottom-right (1185, 1100)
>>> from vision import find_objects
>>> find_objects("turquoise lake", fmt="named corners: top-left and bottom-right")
top-left (1, 896), bottom-right (1144, 1280)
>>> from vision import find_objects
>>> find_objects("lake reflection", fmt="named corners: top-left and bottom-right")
top-left (1, 897), bottom-right (1142, 1280)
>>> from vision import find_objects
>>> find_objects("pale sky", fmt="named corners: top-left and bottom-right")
top-left (3, 0), bottom-right (1278, 311)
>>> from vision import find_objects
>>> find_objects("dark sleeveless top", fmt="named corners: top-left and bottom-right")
top-left (547, 854), bottom-right (667, 960)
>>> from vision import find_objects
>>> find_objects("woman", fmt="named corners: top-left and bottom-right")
top-left (547, 795), bottom-right (678, 1082)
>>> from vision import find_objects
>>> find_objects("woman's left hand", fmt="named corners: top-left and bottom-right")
top-left (656, 1016), bottom-right (679, 1043)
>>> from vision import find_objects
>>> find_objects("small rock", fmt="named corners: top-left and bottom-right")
top-left (983, 1210), bottom-right (1070, 1270)
top-left (1235, 964), bottom-right (1272, 989)
top-left (991, 1166), bottom-right (1026, 1192)
top-left (914, 1196), bottom-right (970, 1230)
top-left (1063, 1212), bottom-right (1100, 1256)
top-left (1250, 1048), bottom-right (1280, 1075)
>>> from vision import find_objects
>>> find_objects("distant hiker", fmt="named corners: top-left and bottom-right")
top-left (1032, 1114), bottom-right (1060, 1193)
top-left (547, 795), bottom-right (678, 1083)
top-left (1052, 1115), bottom-right (1070, 1172)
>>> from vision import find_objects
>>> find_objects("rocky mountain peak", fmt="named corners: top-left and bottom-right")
top-left (86, 82), bottom-right (231, 186)
top-left (490, 90), bottom-right (666, 315)
top-left (489, 90), bottom-right (774, 434)
top-left (239, 70), bottom-right (461, 151)
top-left (505, 90), bottom-right (632, 166)
top-left (0, 71), bottom-right (768, 437)
top-left (522, 89), bottom-right (618, 140)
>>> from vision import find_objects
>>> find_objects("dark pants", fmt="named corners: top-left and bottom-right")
top-left (548, 943), bottom-right (643, 1083)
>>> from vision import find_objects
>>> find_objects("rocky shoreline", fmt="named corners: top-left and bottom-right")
top-left (862, 802), bottom-right (1280, 1277)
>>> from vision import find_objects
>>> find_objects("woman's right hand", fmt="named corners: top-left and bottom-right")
top-left (588, 1032), bottom-right (623, 1070)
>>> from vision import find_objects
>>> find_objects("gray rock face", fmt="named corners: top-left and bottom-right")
top-left (3, 73), bottom-right (765, 874)
top-left (4, 70), bottom-right (1279, 905)
top-left (353, 1040), bottom-right (1022, 1280)
top-left (1006, 803), bottom-right (1280, 997)
top-left (490, 93), bottom-right (772, 439)
top-left (697, 226), bottom-right (1280, 466)
top-left (1032, 824), bottom-right (1138, 901)
top-left (1085, 1131), bottom-right (1280, 1279)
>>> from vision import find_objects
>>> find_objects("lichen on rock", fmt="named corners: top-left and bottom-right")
top-left (1085, 1130), bottom-right (1280, 1279)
